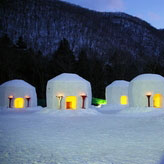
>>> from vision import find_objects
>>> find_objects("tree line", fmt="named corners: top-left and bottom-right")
top-left (1, 34), bottom-right (164, 105)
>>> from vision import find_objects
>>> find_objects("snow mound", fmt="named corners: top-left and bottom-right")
top-left (0, 79), bottom-right (34, 88)
top-left (97, 104), bottom-right (128, 114)
top-left (122, 107), bottom-right (159, 113)
top-left (97, 105), bottom-right (164, 117)
top-left (119, 107), bottom-right (164, 117)
top-left (0, 106), bottom-right (43, 113)
top-left (40, 108), bottom-right (100, 117)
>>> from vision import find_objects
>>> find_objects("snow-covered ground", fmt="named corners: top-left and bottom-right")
top-left (0, 107), bottom-right (164, 164)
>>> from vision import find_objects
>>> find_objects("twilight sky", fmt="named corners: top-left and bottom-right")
top-left (61, 0), bottom-right (164, 29)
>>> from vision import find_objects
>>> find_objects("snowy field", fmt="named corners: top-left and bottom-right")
top-left (1, 107), bottom-right (164, 164)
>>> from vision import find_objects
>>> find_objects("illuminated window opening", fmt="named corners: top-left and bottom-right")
top-left (120, 95), bottom-right (128, 105)
top-left (153, 94), bottom-right (162, 108)
top-left (66, 96), bottom-right (77, 110)
top-left (14, 98), bottom-right (24, 108)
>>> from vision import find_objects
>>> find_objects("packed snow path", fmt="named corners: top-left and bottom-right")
top-left (0, 109), bottom-right (164, 164)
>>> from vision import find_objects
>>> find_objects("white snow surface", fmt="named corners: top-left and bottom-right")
top-left (48, 73), bottom-right (89, 82)
top-left (0, 106), bottom-right (43, 112)
top-left (0, 79), bottom-right (34, 88)
top-left (41, 107), bottom-right (100, 117)
top-left (107, 80), bottom-right (129, 87)
top-left (131, 74), bottom-right (164, 81)
top-left (0, 107), bottom-right (164, 164)
top-left (97, 104), bottom-right (128, 114)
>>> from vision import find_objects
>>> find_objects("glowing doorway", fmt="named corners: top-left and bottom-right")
top-left (66, 96), bottom-right (77, 110)
top-left (153, 94), bottom-right (162, 108)
top-left (14, 98), bottom-right (24, 108)
top-left (120, 96), bottom-right (128, 105)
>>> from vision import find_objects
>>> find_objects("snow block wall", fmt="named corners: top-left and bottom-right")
top-left (128, 74), bottom-right (164, 108)
top-left (0, 80), bottom-right (37, 108)
top-left (46, 73), bottom-right (92, 110)
top-left (106, 80), bottom-right (129, 105)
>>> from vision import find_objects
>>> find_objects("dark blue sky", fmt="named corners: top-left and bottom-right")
top-left (62, 0), bottom-right (164, 29)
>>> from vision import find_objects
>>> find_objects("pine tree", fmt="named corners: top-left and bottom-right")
top-left (77, 49), bottom-right (90, 79)
top-left (16, 36), bottom-right (27, 49)
top-left (89, 53), bottom-right (105, 98)
top-left (0, 34), bottom-right (12, 48)
top-left (52, 38), bottom-right (76, 73)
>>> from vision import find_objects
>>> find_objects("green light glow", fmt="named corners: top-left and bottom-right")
top-left (92, 97), bottom-right (107, 105)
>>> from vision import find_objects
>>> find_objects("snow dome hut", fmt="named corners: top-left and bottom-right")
top-left (106, 80), bottom-right (129, 105)
top-left (128, 74), bottom-right (164, 108)
top-left (46, 73), bottom-right (92, 110)
top-left (0, 80), bottom-right (37, 108)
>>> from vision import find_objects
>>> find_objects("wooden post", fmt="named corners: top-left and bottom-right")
top-left (81, 95), bottom-right (87, 109)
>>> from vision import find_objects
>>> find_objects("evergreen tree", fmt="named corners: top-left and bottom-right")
top-left (88, 53), bottom-right (105, 98)
top-left (103, 56), bottom-right (113, 86)
top-left (16, 36), bottom-right (27, 49)
top-left (51, 38), bottom-right (76, 73)
top-left (0, 34), bottom-right (12, 48)
top-left (32, 50), bottom-right (49, 99)
top-left (77, 49), bottom-right (90, 79)
top-left (0, 34), bottom-right (21, 81)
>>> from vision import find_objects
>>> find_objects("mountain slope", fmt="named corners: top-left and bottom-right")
top-left (0, 0), bottom-right (164, 56)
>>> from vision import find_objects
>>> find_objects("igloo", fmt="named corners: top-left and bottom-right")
top-left (106, 80), bottom-right (129, 105)
top-left (0, 80), bottom-right (37, 108)
top-left (128, 74), bottom-right (164, 108)
top-left (46, 73), bottom-right (92, 110)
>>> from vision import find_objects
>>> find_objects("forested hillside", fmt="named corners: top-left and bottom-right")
top-left (1, 0), bottom-right (164, 57)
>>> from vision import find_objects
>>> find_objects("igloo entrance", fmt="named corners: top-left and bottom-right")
top-left (66, 96), bottom-right (77, 110)
top-left (153, 94), bottom-right (162, 108)
top-left (14, 98), bottom-right (25, 108)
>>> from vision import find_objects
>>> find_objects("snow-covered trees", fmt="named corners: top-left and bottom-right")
top-left (51, 38), bottom-right (76, 73)
top-left (1, 0), bottom-right (164, 56)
